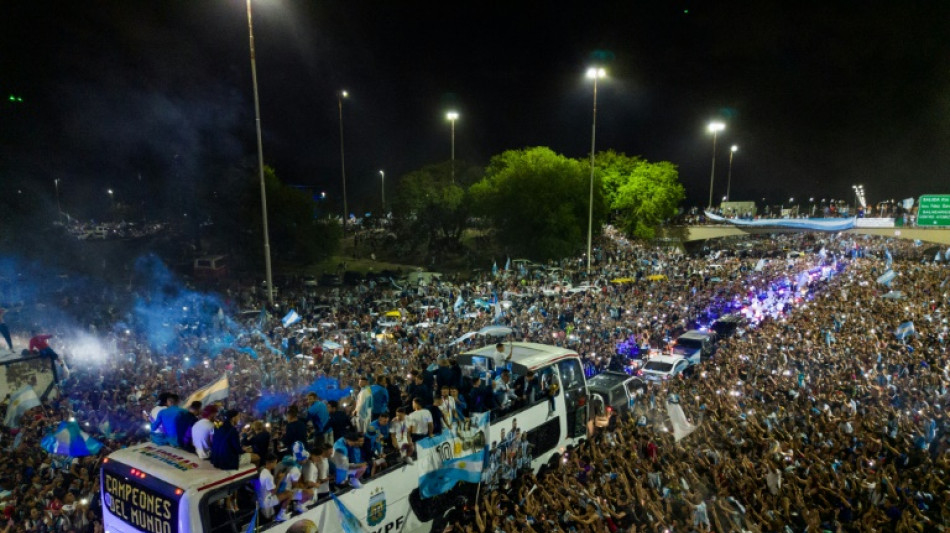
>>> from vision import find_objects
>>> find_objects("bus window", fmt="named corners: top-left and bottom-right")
top-left (201, 481), bottom-right (257, 533)
top-left (557, 358), bottom-right (589, 439)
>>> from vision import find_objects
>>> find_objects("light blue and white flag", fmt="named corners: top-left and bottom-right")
top-left (505, 256), bottom-right (511, 272)
top-left (40, 421), bottom-right (103, 457)
top-left (902, 197), bottom-right (915, 210)
top-left (754, 258), bottom-right (766, 272)
top-left (491, 261), bottom-right (498, 276)
top-left (281, 309), bottom-right (301, 328)
top-left (454, 293), bottom-right (464, 312)
top-left (895, 321), bottom-right (915, 341)
top-left (885, 248), bottom-right (893, 269)
top-left (876, 270), bottom-right (897, 286)
top-left (184, 374), bottom-right (229, 407)
top-left (3, 385), bottom-right (41, 428)
top-left (330, 494), bottom-right (363, 533)
top-left (417, 412), bottom-right (490, 498)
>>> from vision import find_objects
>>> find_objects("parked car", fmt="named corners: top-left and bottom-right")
top-left (671, 330), bottom-right (718, 365)
top-left (638, 354), bottom-right (690, 381)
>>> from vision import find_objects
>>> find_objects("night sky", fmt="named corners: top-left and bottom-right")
top-left (2, 1), bottom-right (949, 218)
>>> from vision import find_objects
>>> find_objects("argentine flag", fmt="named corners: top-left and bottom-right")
top-left (330, 494), bottom-right (363, 533)
top-left (419, 450), bottom-right (486, 497)
top-left (418, 411), bottom-right (489, 498)
top-left (3, 385), bottom-right (41, 428)
top-left (876, 269), bottom-right (897, 286)
top-left (281, 309), bottom-right (302, 328)
top-left (453, 293), bottom-right (464, 312)
top-left (895, 321), bottom-right (915, 341)
top-left (885, 248), bottom-right (893, 269)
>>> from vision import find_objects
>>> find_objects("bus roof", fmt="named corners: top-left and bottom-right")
top-left (105, 443), bottom-right (256, 492)
top-left (460, 342), bottom-right (579, 371)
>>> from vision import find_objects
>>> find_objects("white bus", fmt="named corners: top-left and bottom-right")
top-left (101, 342), bottom-right (589, 533)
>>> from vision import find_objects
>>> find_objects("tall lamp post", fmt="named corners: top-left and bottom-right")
top-left (107, 189), bottom-right (115, 213)
top-left (446, 111), bottom-right (458, 184)
top-left (585, 66), bottom-right (606, 277)
top-left (338, 90), bottom-right (349, 236)
top-left (53, 179), bottom-right (62, 221)
top-left (379, 170), bottom-right (385, 213)
top-left (726, 145), bottom-right (738, 202)
top-left (245, 0), bottom-right (274, 306)
top-left (706, 121), bottom-right (725, 209)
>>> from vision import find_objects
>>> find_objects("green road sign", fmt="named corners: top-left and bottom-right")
top-left (917, 195), bottom-right (950, 226)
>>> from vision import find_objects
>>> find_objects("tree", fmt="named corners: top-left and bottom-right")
top-left (226, 166), bottom-right (340, 267)
top-left (470, 147), bottom-right (607, 261)
top-left (391, 161), bottom-right (478, 254)
top-left (598, 150), bottom-right (685, 240)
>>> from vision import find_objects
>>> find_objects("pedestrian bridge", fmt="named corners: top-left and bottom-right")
top-left (661, 225), bottom-right (950, 246)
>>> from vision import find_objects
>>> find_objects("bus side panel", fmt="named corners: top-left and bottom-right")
top-left (263, 465), bottom-right (430, 533)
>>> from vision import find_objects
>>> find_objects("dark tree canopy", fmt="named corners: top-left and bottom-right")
top-left (470, 147), bottom-right (607, 261)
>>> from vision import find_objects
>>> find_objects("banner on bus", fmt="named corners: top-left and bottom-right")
top-left (416, 412), bottom-right (489, 498)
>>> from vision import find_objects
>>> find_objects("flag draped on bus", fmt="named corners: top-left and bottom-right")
top-left (417, 412), bottom-right (490, 498)
top-left (184, 374), bottom-right (229, 407)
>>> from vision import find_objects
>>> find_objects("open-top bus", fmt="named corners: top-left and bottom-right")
top-left (101, 342), bottom-right (589, 533)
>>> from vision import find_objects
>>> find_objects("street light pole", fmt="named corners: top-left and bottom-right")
top-left (726, 145), bottom-right (737, 202)
top-left (54, 179), bottom-right (62, 221)
top-left (585, 67), bottom-right (606, 277)
top-left (379, 170), bottom-right (385, 212)
top-left (707, 121), bottom-right (725, 209)
top-left (446, 111), bottom-right (458, 184)
top-left (245, 0), bottom-right (274, 306)
top-left (338, 90), bottom-right (349, 237)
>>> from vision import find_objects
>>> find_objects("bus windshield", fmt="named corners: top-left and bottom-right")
top-left (102, 459), bottom-right (182, 533)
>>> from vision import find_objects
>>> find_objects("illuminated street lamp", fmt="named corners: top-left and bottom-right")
top-left (446, 111), bottom-right (459, 184)
top-left (339, 90), bottom-right (349, 236)
top-left (107, 188), bottom-right (115, 212)
top-left (707, 121), bottom-right (725, 209)
top-left (54, 179), bottom-right (62, 220)
top-left (585, 66), bottom-right (606, 276)
top-left (379, 170), bottom-right (385, 212)
top-left (725, 145), bottom-right (737, 201)
top-left (244, 0), bottom-right (274, 306)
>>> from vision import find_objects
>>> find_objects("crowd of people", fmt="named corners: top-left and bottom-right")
top-left (0, 225), bottom-right (947, 532)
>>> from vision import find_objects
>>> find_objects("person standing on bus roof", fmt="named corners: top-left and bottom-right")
top-left (211, 409), bottom-right (251, 470)
top-left (191, 405), bottom-right (218, 459)
top-left (281, 405), bottom-right (308, 456)
top-left (153, 394), bottom-right (189, 448)
top-left (305, 392), bottom-right (328, 443)
top-left (406, 372), bottom-right (432, 407)
top-left (407, 397), bottom-right (433, 442)
top-left (370, 375), bottom-right (389, 421)
top-left (354, 376), bottom-right (374, 432)
top-left (147, 392), bottom-right (171, 445)
top-left (331, 432), bottom-right (367, 489)
top-left (493, 342), bottom-right (513, 370)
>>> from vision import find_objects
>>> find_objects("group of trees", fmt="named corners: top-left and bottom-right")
top-left (393, 147), bottom-right (685, 262)
top-left (228, 147), bottom-right (685, 265)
